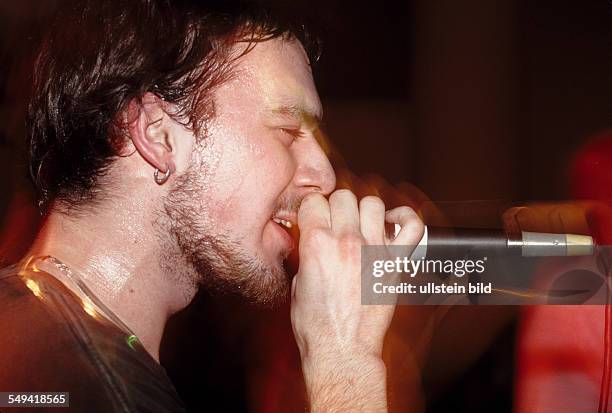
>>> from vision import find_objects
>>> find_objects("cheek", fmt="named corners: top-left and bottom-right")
top-left (204, 135), bottom-right (295, 235)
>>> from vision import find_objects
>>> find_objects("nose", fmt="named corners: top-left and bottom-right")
top-left (291, 134), bottom-right (336, 196)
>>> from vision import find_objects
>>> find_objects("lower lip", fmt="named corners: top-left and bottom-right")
top-left (270, 220), bottom-right (295, 252)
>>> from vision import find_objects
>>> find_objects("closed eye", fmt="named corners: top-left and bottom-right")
top-left (279, 128), bottom-right (304, 144)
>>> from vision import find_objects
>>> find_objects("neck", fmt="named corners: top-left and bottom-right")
top-left (28, 202), bottom-right (195, 362)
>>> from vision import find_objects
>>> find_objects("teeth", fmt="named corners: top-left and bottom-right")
top-left (272, 218), bottom-right (293, 228)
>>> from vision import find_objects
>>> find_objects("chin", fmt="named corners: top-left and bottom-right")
top-left (198, 247), bottom-right (291, 307)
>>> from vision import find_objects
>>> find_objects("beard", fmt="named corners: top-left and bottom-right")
top-left (157, 150), bottom-right (293, 307)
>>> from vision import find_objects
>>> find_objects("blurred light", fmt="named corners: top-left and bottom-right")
top-left (126, 334), bottom-right (139, 351)
top-left (82, 299), bottom-right (97, 318)
top-left (25, 278), bottom-right (42, 298)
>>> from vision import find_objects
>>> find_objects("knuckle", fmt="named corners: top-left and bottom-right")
top-left (337, 232), bottom-right (363, 258)
top-left (302, 192), bottom-right (325, 205)
top-left (339, 231), bottom-right (363, 247)
top-left (402, 218), bottom-right (425, 238)
top-left (398, 205), bottom-right (416, 216)
top-left (302, 227), bottom-right (330, 246)
top-left (360, 196), bottom-right (385, 210)
top-left (330, 189), bottom-right (356, 203)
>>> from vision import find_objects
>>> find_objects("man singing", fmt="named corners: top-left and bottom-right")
top-left (0, 0), bottom-right (423, 411)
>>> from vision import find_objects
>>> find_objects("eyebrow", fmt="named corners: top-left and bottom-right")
top-left (269, 104), bottom-right (323, 130)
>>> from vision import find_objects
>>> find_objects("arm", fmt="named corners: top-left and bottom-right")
top-left (291, 190), bottom-right (424, 412)
top-left (301, 353), bottom-right (388, 412)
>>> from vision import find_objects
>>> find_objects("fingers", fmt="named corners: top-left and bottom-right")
top-left (360, 196), bottom-right (386, 244)
top-left (385, 206), bottom-right (424, 246)
top-left (298, 190), bottom-right (419, 247)
top-left (298, 193), bottom-right (331, 230)
top-left (329, 189), bottom-right (360, 233)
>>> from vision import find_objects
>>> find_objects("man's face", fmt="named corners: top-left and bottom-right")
top-left (163, 37), bottom-right (336, 304)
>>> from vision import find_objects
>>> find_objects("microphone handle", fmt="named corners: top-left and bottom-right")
top-left (426, 226), bottom-right (517, 258)
top-left (393, 225), bottom-right (594, 258)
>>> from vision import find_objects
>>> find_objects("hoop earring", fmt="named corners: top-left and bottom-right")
top-left (154, 167), bottom-right (171, 185)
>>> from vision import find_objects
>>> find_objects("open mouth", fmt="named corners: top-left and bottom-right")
top-left (272, 217), bottom-right (293, 229)
top-left (270, 214), bottom-right (298, 250)
top-left (270, 214), bottom-right (300, 274)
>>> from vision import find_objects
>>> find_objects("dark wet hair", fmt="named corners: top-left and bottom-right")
top-left (27, 0), bottom-right (320, 211)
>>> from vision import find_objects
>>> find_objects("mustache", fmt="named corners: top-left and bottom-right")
top-left (271, 194), bottom-right (303, 217)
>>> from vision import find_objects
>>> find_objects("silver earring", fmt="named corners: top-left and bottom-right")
top-left (154, 167), bottom-right (171, 185)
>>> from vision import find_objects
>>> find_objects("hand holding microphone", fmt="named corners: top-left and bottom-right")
top-left (289, 187), bottom-right (595, 411)
top-left (290, 190), bottom-right (424, 412)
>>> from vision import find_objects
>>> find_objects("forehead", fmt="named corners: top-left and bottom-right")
top-left (228, 37), bottom-right (322, 118)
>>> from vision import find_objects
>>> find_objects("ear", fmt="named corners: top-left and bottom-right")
top-left (127, 92), bottom-right (176, 177)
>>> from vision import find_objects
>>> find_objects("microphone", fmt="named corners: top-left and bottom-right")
top-left (393, 224), bottom-right (595, 259)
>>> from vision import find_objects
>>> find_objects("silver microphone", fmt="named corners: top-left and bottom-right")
top-left (394, 224), bottom-right (595, 259)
